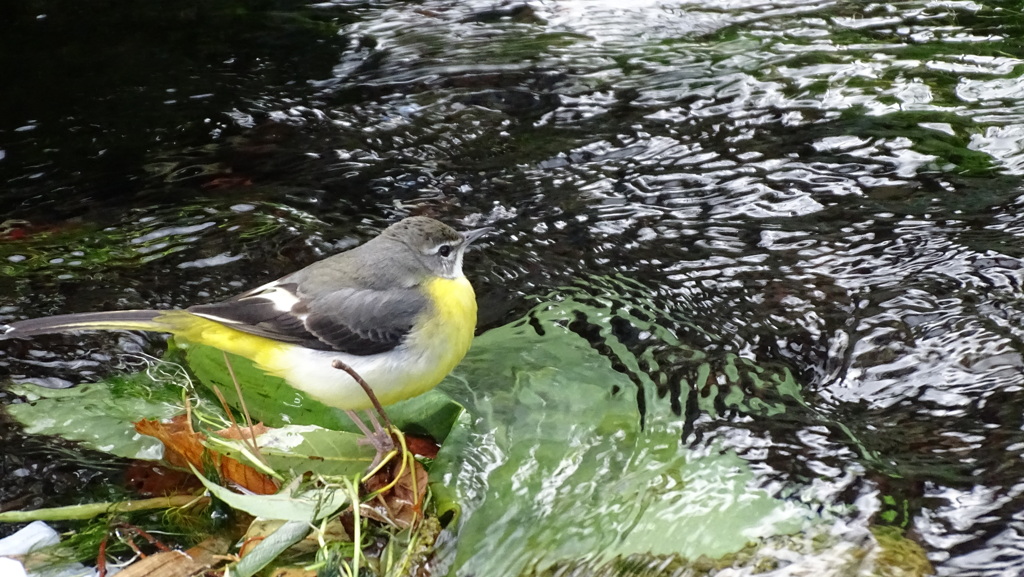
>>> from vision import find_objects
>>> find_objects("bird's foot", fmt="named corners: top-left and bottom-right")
top-left (363, 431), bottom-right (399, 472)
top-left (345, 409), bottom-right (398, 471)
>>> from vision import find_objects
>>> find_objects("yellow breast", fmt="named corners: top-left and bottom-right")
top-left (406, 275), bottom-right (478, 388)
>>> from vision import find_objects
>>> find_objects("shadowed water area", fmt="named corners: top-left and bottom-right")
top-left (3, 0), bottom-right (1024, 574)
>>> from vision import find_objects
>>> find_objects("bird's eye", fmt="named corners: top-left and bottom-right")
top-left (438, 244), bottom-right (452, 257)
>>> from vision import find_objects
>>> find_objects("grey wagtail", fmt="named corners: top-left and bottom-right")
top-left (1, 216), bottom-right (491, 415)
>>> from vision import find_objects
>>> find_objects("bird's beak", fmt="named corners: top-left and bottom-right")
top-left (462, 226), bottom-right (494, 246)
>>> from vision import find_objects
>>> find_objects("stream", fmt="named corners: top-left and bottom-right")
top-left (4, 1), bottom-right (1024, 574)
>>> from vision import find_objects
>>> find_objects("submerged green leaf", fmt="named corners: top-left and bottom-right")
top-left (4, 368), bottom-right (191, 460)
top-left (431, 281), bottom-right (815, 574)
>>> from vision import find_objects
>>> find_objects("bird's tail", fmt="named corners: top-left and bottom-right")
top-left (1, 310), bottom-right (178, 339)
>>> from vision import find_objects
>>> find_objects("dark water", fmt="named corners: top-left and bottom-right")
top-left (4, 0), bottom-right (1024, 573)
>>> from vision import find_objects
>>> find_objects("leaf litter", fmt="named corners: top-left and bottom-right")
top-left (0, 354), bottom-right (454, 577)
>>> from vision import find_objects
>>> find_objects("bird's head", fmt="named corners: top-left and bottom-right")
top-left (382, 216), bottom-right (492, 280)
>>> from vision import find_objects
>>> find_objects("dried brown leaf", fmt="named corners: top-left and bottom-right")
top-left (112, 534), bottom-right (233, 577)
top-left (135, 416), bottom-right (278, 495)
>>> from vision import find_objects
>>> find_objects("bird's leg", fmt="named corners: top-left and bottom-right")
top-left (363, 407), bottom-right (386, 436)
top-left (333, 359), bottom-right (397, 465)
top-left (343, 409), bottom-right (377, 439)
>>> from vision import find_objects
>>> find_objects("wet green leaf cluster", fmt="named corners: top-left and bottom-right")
top-left (2, 354), bottom-right (448, 575)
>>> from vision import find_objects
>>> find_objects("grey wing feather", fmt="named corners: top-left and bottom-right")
top-left (188, 282), bottom-right (427, 356)
top-left (305, 289), bottom-right (427, 355)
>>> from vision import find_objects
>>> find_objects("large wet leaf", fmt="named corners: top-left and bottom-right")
top-left (431, 285), bottom-right (815, 574)
top-left (4, 370), bottom-right (188, 460)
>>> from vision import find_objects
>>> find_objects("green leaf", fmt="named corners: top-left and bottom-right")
top-left (191, 467), bottom-right (347, 522)
top-left (210, 425), bottom-right (376, 477)
top-left (230, 520), bottom-right (312, 577)
top-left (430, 280), bottom-right (816, 574)
top-left (4, 370), bottom-right (189, 460)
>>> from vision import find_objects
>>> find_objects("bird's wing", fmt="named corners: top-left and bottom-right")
top-left (187, 281), bottom-right (427, 356)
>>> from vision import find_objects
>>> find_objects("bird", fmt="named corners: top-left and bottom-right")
top-left (0, 216), bottom-right (491, 431)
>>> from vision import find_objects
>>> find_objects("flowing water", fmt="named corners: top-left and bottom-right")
top-left (4, 0), bottom-right (1024, 574)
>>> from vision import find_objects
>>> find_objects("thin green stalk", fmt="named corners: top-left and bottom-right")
top-left (0, 495), bottom-right (205, 523)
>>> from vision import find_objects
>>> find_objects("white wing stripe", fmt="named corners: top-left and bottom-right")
top-left (242, 283), bottom-right (302, 312)
top-left (191, 311), bottom-right (243, 324)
